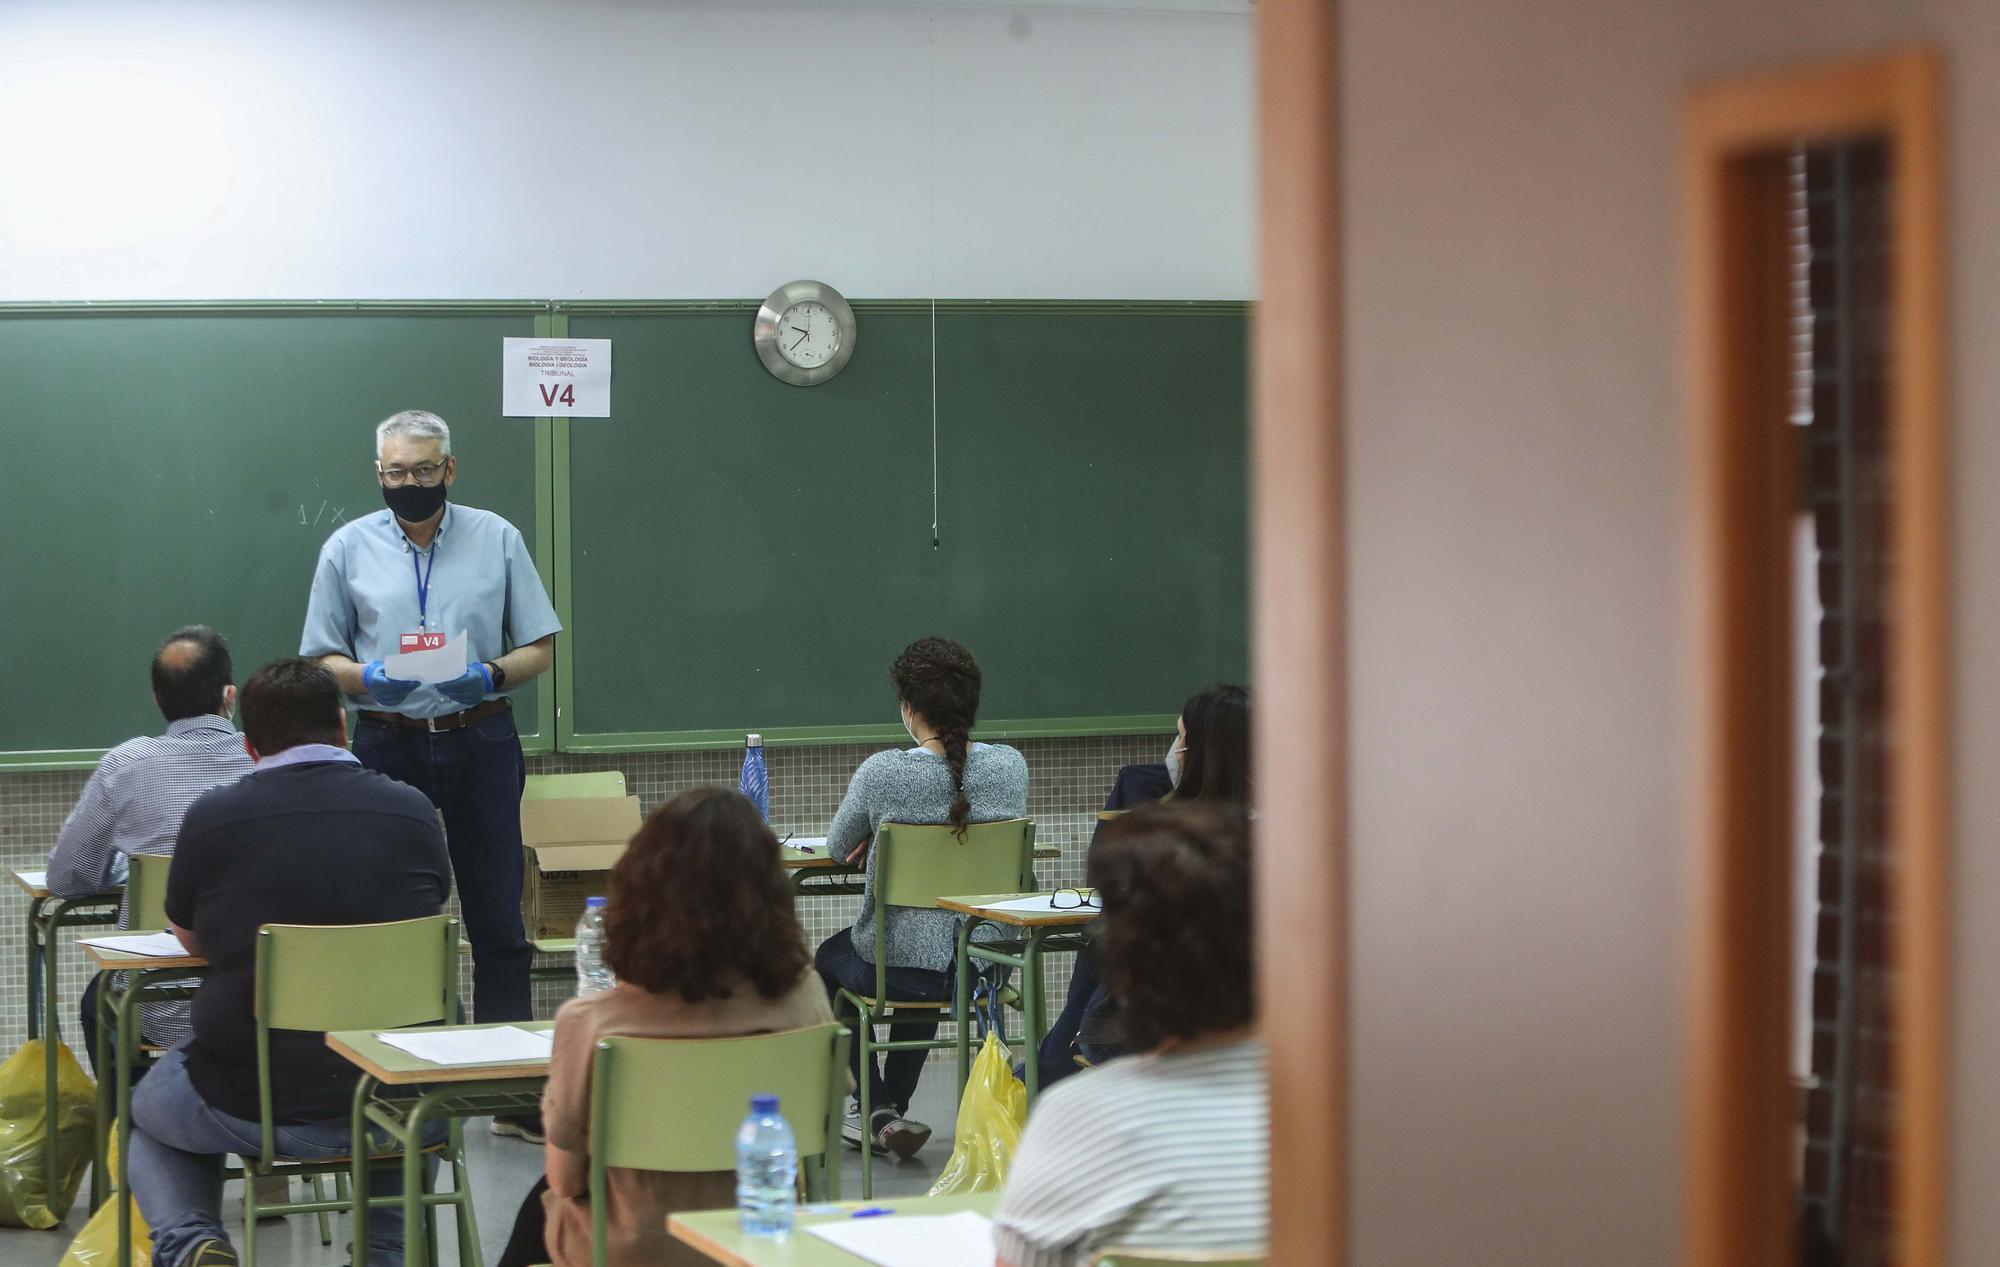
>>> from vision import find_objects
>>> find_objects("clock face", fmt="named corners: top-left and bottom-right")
top-left (777, 301), bottom-right (841, 368)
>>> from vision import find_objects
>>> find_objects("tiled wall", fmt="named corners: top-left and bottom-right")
top-left (0, 734), bottom-right (1164, 1061)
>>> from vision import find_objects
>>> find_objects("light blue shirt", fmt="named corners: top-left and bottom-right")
top-left (299, 502), bottom-right (562, 719)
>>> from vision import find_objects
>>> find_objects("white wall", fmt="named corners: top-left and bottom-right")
top-left (0, 0), bottom-right (1253, 301)
top-left (1343, 0), bottom-right (2000, 1263)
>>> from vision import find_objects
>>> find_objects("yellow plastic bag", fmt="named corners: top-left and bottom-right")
top-left (0, 1040), bottom-right (96, 1228)
top-left (928, 1031), bottom-right (1027, 1195)
top-left (59, 1122), bottom-right (153, 1267)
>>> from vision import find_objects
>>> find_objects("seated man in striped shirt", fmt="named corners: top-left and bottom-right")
top-left (47, 626), bottom-right (253, 1072)
top-left (994, 801), bottom-right (1267, 1267)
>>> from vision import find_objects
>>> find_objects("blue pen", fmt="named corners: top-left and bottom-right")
top-left (849, 1206), bottom-right (894, 1218)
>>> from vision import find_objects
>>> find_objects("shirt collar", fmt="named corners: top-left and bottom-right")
top-left (395, 502), bottom-right (452, 553)
top-left (253, 743), bottom-right (361, 772)
top-left (164, 715), bottom-right (236, 739)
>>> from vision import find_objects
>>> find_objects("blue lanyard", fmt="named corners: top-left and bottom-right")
top-left (411, 544), bottom-right (437, 630)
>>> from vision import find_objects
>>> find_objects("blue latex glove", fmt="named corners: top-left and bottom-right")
top-left (437, 662), bottom-right (495, 709)
top-left (361, 660), bottom-right (421, 707)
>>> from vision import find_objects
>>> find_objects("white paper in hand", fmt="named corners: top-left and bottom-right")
top-left (806, 1212), bottom-right (996, 1267)
top-left (383, 630), bottom-right (469, 685)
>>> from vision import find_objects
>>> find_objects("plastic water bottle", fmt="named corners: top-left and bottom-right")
top-left (739, 733), bottom-right (770, 821)
top-left (736, 1093), bottom-right (797, 1237)
top-left (574, 897), bottom-right (614, 997)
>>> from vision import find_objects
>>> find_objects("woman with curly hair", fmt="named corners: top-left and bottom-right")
top-left (494, 787), bottom-right (833, 1267)
top-left (814, 635), bottom-right (1030, 1160)
top-left (994, 800), bottom-right (1266, 1267)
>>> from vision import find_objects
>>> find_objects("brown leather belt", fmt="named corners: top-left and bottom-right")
top-left (357, 698), bottom-right (511, 734)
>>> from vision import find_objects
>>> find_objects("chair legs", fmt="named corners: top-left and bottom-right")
top-left (856, 1009), bottom-right (877, 1199)
top-left (449, 1119), bottom-right (485, 1267)
top-left (421, 1153), bottom-right (444, 1267)
top-left (311, 1174), bottom-right (332, 1246)
top-left (241, 1169), bottom-right (259, 1267)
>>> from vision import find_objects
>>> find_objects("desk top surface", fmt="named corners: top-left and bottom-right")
top-left (668, 1193), bottom-right (1000, 1266)
top-left (82, 941), bottom-right (207, 972)
top-left (12, 870), bottom-right (120, 904)
top-left (325, 1020), bottom-right (557, 1085)
top-left (936, 894), bottom-right (1099, 928)
top-left (783, 847), bottom-right (1060, 872)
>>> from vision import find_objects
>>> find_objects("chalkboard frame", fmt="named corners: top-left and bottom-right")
top-left (0, 300), bottom-right (561, 770)
top-left (0, 298), bottom-right (1244, 765)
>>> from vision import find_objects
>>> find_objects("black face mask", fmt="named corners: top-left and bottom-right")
top-left (382, 481), bottom-right (448, 523)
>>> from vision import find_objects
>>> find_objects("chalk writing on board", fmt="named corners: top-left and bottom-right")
top-left (296, 501), bottom-right (348, 528)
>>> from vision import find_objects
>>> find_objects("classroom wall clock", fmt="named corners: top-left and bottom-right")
top-left (753, 280), bottom-right (858, 386)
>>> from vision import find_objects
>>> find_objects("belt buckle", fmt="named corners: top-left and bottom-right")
top-left (425, 714), bottom-right (445, 734)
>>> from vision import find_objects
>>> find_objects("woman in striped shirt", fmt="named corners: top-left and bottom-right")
top-left (994, 801), bottom-right (1267, 1267)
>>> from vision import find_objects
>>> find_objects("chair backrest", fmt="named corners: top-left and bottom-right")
top-left (586, 1023), bottom-right (850, 1260)
top-left (590, 1023), bottom-right (847, 1171)
top-left (252, 916), bottom-right (459, 1165)
top-left (523, 771), bottom-right (627, 800)
top-left (125, 852), bottom-right (172, 931)
top-left (875, 818), bottom-right (1036, 910)
top-left (1089, 1253), bottom-right (1267, 1267)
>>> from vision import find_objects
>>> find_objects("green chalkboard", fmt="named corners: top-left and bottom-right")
top-left (0, 305), bottom-right (551, 766)
top-left (557, 301), bottom-right (1248, 749)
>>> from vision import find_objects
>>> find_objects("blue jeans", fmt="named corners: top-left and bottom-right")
top-left (353, 706), bottom-right (532, 1022)
top-left (129, 1044), bottom-right (438, 1267)
top-left (815, 929), bottom-right (954, 1116)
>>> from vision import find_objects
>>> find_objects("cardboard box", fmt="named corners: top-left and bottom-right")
top-left (520, 795), bottom-right (643, 940)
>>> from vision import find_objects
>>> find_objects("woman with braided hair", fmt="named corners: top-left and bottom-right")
top-left (813, 636), bottom-right (1030, 1161)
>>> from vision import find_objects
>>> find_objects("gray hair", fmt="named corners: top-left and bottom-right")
top-left (374, 410), bottom-right (452, 458)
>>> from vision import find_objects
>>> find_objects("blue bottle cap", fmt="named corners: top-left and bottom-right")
top-left (585, 896), bottom-right (606, 908)
top-left (750, 1093), bottom-right (779, 1114)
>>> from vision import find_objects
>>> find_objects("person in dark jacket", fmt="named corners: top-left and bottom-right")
top-left (1033, 684), bottom-right (1251, 1088)
top-left (127, 658), bottom-right (451, 1267)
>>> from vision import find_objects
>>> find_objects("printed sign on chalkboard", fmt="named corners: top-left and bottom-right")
top-left (502, 337), bottom-right (611, 417)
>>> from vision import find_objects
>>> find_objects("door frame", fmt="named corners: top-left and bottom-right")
top-left (1683, 48), bottom-right (1947, 1267)
top-left (1254, 1), bottom-right (1346, 1264)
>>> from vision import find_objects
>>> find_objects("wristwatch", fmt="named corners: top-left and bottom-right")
top-left (485, 661), bottom-right (507, 691)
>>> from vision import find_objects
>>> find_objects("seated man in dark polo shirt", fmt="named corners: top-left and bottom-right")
top-left (128, 657), bottom-right (452, 1267)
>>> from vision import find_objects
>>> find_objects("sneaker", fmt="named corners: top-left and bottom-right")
top-left (188, 1239), bottom-right (240, 1267)
top-left (842, 1102), bottom-right (899, 1151)
top-left (491, 1113), bottom-right (546, 1144)
top-left (878, 1115), bottom-right (933, 1161)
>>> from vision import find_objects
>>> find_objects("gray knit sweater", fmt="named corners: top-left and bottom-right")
top-left (827, 743), bottom-right (1031, 971)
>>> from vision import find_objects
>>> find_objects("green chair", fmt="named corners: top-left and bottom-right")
top-left (124, 851), bottom-right (172, 931)
top-left (245, 916), bottom-right (474, 1267)
top-left (1089, 1253), bottom-right (1266, 1266)
top-left (837, 818), bottom-right (1035, 1196)
top-left (584, 1023), bottom-right (850, 1267)
top-left (523, 771), bottom-right (627, 799)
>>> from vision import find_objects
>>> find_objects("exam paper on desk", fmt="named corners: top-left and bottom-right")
top-left (376, 1025), bottom-right (554, 1066)
top-left (383, 630), bottom-right (469, 685)
top-left (974, 894), bottom-right (1082, 915)
top-left (806, 1211), bottom-right (995, 1267)
top-left (79, 932), bottom-right (188, 957)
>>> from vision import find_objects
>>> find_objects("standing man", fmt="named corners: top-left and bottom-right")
top-left (299, 409), bottom-right (560, 1140)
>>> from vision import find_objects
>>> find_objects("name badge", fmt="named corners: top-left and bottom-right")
top-left (399, 631), bottom-right (448, 654)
